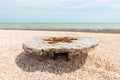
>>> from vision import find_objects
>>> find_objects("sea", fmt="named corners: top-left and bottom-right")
top-left (0, 23), bottom-right (120, 31)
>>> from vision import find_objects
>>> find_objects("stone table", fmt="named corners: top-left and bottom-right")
top-left (23, 37), bottom-right (99, 60)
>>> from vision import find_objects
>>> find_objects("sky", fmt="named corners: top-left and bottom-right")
top-left (0, 0), bottom-right (120, 23)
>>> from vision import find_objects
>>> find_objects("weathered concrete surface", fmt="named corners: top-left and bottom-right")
top-left (23, 37), bottom-right (99, 60)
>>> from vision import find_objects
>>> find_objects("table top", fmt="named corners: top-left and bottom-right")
top-left (23, 37), bottom-right (99, 54)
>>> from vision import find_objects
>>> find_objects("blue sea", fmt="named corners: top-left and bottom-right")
top-left (0, 23), bottom-right (120, 31)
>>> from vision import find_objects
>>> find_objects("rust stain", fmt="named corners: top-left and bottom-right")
top-left (44, 37), bottom-right (77, 44)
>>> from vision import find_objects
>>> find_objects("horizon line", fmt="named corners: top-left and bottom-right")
top-left (0, 22), bottom-right (120, 24)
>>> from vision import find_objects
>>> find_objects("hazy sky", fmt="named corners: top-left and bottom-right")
top-left (0, 0), bottom-right (120, 23)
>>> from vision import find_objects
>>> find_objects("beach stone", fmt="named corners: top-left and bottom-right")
top-left (23, 37), bottom-right (99, 60)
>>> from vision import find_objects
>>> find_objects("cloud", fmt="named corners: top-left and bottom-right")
top-left (1, 0), bottom-right (120, 23)
top-left (96, 0), bottom-right (112, 3)
top-left (111, 5), bottom-right (120, 9)
top-left (22, 0), bottom-right (120, 10)
top-left (0, 0), bottom-right (120, 10)
top-left (19, 0), bottom-right (100, 10)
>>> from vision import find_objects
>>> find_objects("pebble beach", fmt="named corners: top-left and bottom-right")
top-left (0, 30), bottom-right (120, 80)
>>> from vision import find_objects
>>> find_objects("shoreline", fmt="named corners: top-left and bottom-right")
top-left (0, 24), bottom-right (120, 32)
top-left (0, 28), bottom-right (120, 34)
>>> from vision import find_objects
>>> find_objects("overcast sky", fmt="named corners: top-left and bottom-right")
top-left (0, 0), bottom-right (120, 23)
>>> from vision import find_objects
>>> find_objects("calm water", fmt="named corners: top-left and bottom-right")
top-left (0, 23), bottom-right (120, 31)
